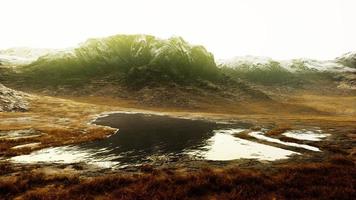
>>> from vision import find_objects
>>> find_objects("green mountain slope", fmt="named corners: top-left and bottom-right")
top-left (20, 35), bottom-right (220, 87)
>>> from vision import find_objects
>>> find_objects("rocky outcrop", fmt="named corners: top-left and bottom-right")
top-left (0, 84), bottom-right (28, 112)
top-left (336, 52), bottom-right (356, 69)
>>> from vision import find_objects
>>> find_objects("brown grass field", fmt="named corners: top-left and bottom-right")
top-left (0, 156), bottom-right (355, 200)
top-left (0, 90), bottom-right (355, 200)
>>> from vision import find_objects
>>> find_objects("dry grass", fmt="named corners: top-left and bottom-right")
top-left (265, 125), bottom-right (292, 136)
top-left (0, 162), bottom-right (14, 175)
top-left (0, 95), bottom-right (118, 157)
top-left (2, 92), bottom-right (354, 158)
top-left (0, 88), bottom-right (355, 199)
top-left (292, 94), bottom-right (356, 115)
top-left (0, 156), bottom-right (354, 200)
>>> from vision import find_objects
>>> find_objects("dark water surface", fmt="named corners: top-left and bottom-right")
top-left (85, 113), bottom-right (234, 165)
top-left (11, 113), bottom-right (305, 168)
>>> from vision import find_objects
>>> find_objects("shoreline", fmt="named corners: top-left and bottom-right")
top-left (0, 93), bottom-right (355, 199)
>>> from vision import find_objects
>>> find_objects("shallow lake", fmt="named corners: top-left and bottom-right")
top-left (11, 113), bottom-right (301, 168)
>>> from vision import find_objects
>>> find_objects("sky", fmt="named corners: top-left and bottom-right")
top-left (0, 0), bottom-right (355, 60)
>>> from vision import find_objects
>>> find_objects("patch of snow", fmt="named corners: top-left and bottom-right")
top-left (0, 47), bottom-right (62, 65)
top-left (219, 56), bottom-right (356, 73)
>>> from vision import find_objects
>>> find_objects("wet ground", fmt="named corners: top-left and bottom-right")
top-left (9, 112), bottom-right (334, 169)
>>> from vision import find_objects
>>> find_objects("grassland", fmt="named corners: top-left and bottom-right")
top-left (0, 86), bottom-right (354, 199)
top-left (0, 155), bottom-right (354, 200)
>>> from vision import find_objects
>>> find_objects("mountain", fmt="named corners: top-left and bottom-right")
top-left (218, 55), bottom-right (356, 88)
top-left (6, 36), bottom-right (355, 88)
top-left (0, 47), bottom-right (60, 65)
top-left (336, 52), bottom-right (356, 69)
top-left (20, 35), bottom-right (220, 87)
top-left (0, 35), bottom-right (275, 107)
top-left (219, 55), bottom-right (356, 73)
top-left (2, 34), bottom-right (355, 109)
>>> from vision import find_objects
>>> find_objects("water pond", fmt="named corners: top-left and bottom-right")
top-left (11, 113), bottom-right (309, 168)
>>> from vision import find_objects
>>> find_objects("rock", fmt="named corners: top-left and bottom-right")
top-left (0, 83), bottom-right (28, 112)
top-left (336, 52), bottom-right (356, 69)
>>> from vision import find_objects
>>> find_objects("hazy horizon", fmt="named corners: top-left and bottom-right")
top-left (1, 0), bottom-right (355, 60)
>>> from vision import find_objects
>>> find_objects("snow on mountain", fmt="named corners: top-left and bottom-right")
top-left (0, 47), bottom-right (62, 65)
top-left (219, 55), bottom-right (356, 73)
top-left (336, 52), bottom-right (356, 69)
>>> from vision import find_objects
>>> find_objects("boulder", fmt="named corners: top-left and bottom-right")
top-left (0, 84), bottom-right (28, 112)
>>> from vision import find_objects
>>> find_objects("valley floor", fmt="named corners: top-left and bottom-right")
top-left (0, 92), bottom-right (355, 199)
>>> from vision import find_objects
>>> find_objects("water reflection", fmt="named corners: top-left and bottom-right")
top-left (189, 129), bottom-right (298, 161)
top-left (249, 131), bottom-right (320, 151)
top-left (10, 113), bottom-right (300, 168)
top-left (282, 129), bottom-right (330, 141)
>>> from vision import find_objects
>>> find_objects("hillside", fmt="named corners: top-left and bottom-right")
top-left (17, 35), bottom-right (220, 87)
top-left (1, 34), bottom-right (355, 109)
top-left (1, 35), bottom-right (272, 108)
top-left (336, 52), bottom-right (356, 68)
top-left (219, 55), bottom-right (356, 91)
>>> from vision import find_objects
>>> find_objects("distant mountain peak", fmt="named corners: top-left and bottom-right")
top-left (219, 54), bottom-right (356, 73)
top-left (0, 47), bottom-right (61, 65)
top-left (336, 51), bottom-right (356, 69)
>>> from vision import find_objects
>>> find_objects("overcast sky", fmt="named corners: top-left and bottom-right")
top-left (1, 0), bottom-right (355, 60)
